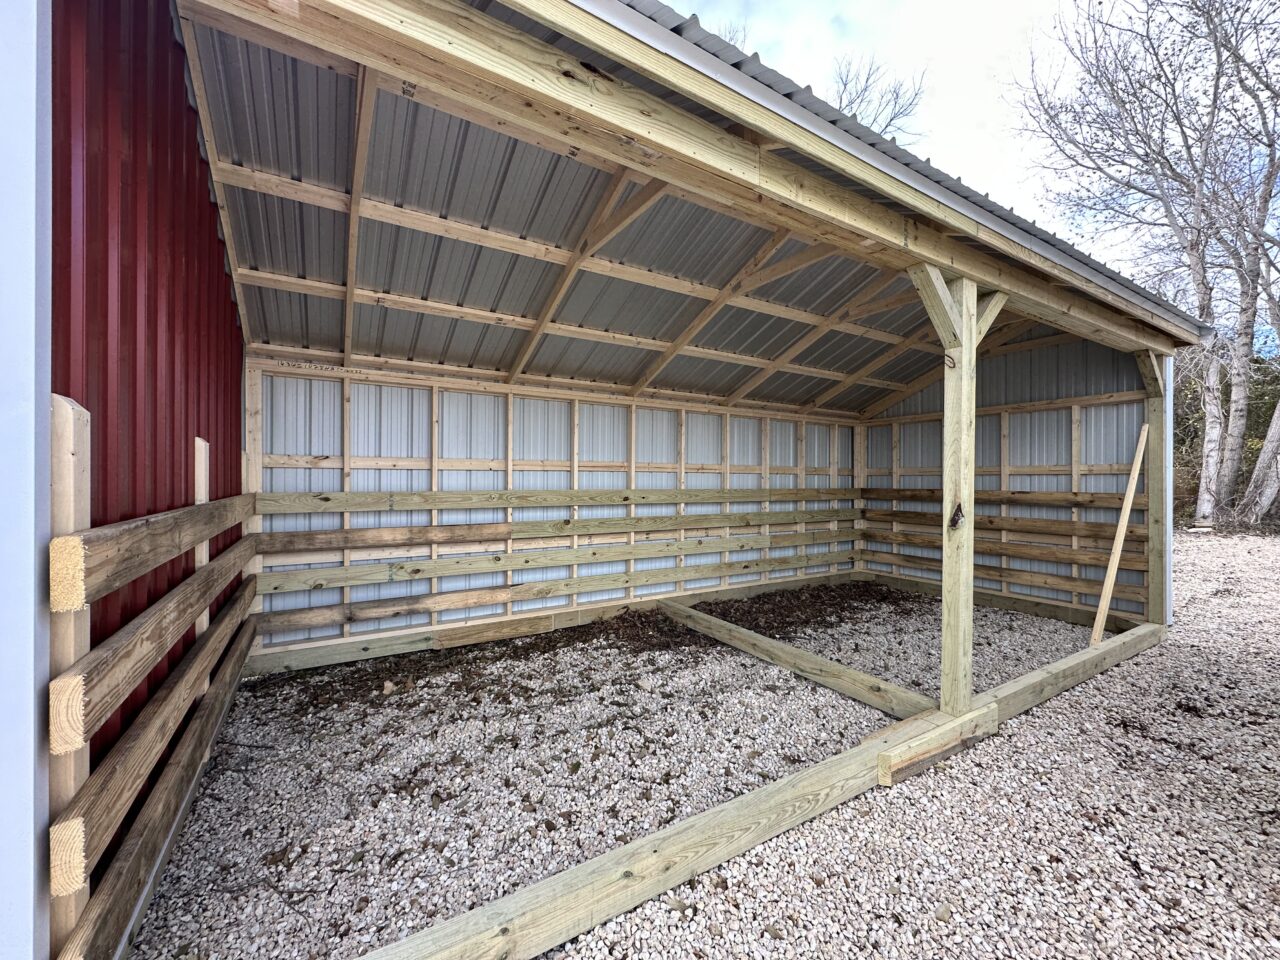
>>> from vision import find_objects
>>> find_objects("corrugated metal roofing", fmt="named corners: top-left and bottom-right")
top-left (652, 354), bottom-right (755, 395)
top-left (245, 287), bottom-right (342, 351)
top-left (352, 303), bottom-right (523, 369)
top-left (225, 186), bottom-right (347, 282)
top-left (554, 271), bottom-right (706, 341)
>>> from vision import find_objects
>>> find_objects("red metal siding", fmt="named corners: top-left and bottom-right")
top-left (52, 0), bottom-right (244, 758)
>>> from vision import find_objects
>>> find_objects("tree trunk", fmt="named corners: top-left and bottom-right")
top-left (1214, 330), bottom-right (1254, 513)
top-left (1239, 399), bottom-right (1280, 524)
top-left (1194, 353), bottom-right (1225, 525)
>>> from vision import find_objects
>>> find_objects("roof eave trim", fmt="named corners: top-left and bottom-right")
top-left (563, 0), bottom-right (1205, 345)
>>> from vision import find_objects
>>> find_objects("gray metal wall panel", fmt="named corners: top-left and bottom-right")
top-left (769, 419), bottom-right (798, 467)
top-left (513, 397), bottom-right (571, 461)
top-left (350, 383), bottom-right (431, 458)
top-left (729, 416), bottom-right (762, 466)
top-left (685, 412), bottom-right (723, 465)
top-left (1009, 409), bottom-right (1072, 467)
top-left (899, 421), bottom-right (941, 469)
top-left (439, 391), bottom-right (506, 459)
top-left (579, 403), bottom-right (628, 462)
top-left (636, 408), bottom-right (678, 463)
top-left (866, 425), bottom-right (891, 470)
top-left (263, 374), bottom-right (342, 455)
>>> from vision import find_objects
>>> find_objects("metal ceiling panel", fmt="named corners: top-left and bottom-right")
top-left (352, 303), bottom-right (523, 369)
top-left (651, 354), bottom-right (755, 395)
top-left (244, 287), bottom-right (342, 351)
top-left (225, 185), bottom-right (347, 283)
top-left (526, 334), bottom-right (652, 383)
top-left (694, 306), bottom-right (808, 360)
top-left (553, 271), bottom-right (706, 341)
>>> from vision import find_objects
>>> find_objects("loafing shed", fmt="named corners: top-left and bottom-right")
top-left (10, 0), bottom-right (1208, 958)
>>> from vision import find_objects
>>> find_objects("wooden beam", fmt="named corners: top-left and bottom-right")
top-left (657, 600), bottom-right (935, 718)
top-left (506, 170), bottom-right (639, 381)
top-left (178, 16), bottom-right (251, 342)
top-left (628, 229), bottom-right (790, 394)
top-left (1090, 423), bottom-right (1149, 645)
top-left (877, 701), bottom-right (997, 785)
top-left (49, 396), bottom-right (91, 952)
top-left (56, 618), bottom-right (258, 960)
top-left (343, 65), bottom-right (378, 363)
top-left (360, 710), bottom-right (943, 960)
top-left (976, 291), bottom-right (1009, 341)
top-left (1145, 361), bottom-right (1170, 625)
top-left (48, 536), bottom-right (256, 755)
top-left (915, 270), bottom-right (979, 715)
top-left (48, 494), bottom-right (255, 612)
top-left (258, 550), bottom-right (859, 631)
top-left (1134, 348), bottom-right (1165, 397)
top-left (49, 578), bottom-right (255, 897)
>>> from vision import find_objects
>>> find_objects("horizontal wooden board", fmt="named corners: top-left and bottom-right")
top-left (256, 487), bottom-right (856, 514)
top-left (49, 494), bottom-right (254, 611)
top-left (867, 488), bottom-right (1149, 509)
top-left (257, 550), bottom-right (858, 631)
top-left (257, 530), bottom-right (853, 594)
top-left (862, 528), bottom-right (1147, 571)
top-left (48, 536), bottom-right (256, 755)
top-left (860, 509), bottom-right (1147, 541)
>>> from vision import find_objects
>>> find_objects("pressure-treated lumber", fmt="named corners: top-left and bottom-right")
top-left (861, 509), bottom-right (1147, 541)
top-left (342, 63), bottom-right (378, 363)
top-left (48, 535), bottom-right (255, 755)
top-left (50, 395), bottom-right (91, 951)
top-left (257, 550), bottom-right (858, 631)
top-left (255, 487), bottom-right (857, 514)
top-left (48, 493), bottom-right (254, 612)
top-left (258, 530), bottom-right (850, 594)
top-left (246, 570), bottom-right (854, 675)
top-left (361, 710), bottom-right (943, 960)
top-left (360, 613), bottom-right (1164, 960)
top-left (976, 622), bottom-right (1165, 722)
top-left (56, 617), bottom-right (257, 960)
top-left (48, 577), bottom-right (256, 897)
top-left (180, 0), bottom-right (1183, 355)
top-left (910, 267), bottom-right (988, 716)
top-left (877, 701), bottom-right (998, 785)
top-left (1091, 424), bottom-right (1149, 645)
top-left (868, 488), bottom-right (1148, 509)
top-left (1146, 378), bottom-right (1170, 626)
top-left (657, 600), bottom-right (934, 719)
top-left (257, 507), bottom-right (859, 555)
top-left (863, 528), bottom-right (1147, 571)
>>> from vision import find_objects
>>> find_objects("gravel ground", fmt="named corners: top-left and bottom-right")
top-left (133, 533), bottom-right (1280, 959)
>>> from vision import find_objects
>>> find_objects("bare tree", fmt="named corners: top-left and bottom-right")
top-left (1020, 0), bottom-right (1279, 526)
top-left (716, 20), bottom-right (750, 52)
top-left (830, 57), bottom-right (925, 141)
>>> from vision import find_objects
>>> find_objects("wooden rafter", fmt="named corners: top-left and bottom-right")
top-left (343, 65), bottom-right (378, 363)
top-left (627, 229), bottom-right (791, 395)
top-left (507, 172), bottom-right (666, 381)
top-left (212, 160), bottom-right (945, 356)
top-left (726, 269), bottom-right (903, 404)
top-left (233, 267), bottom-right (908, 388)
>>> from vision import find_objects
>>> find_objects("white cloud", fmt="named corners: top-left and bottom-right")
top-left (674, 0), bottom-right (1103, 254)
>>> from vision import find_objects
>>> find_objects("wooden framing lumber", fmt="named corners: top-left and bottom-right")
top-left (877, 701), bottom-right (998, 785)
top-left (976, 622), bottom-right (1165, 722)
top-left (257, 550), bottom-right (858, 631)
top-left (48, 493), bottom-right (254, 612)
top-left (255, 486), bottom-right (857, 514)
top-left (258, 530), bottom-right (850, 595)
top-left (342, 63), bottom-right (379, 363)
top-left (192, 438), bottom-right (212, 638)
top-left (861, 509), bottom-right (1147, 541)
top-left (1145, 371), bottom-right (1170, 625)
top-left (361, 710), bottom-right (943, 960)
top-left (656, 600), bottom-right (935, 719)
top-left (49, 577), bottom-right (256, 897)
top-left (869, 488), bottom-right (1148, 509)
top-left (50, 395), bottom-right (91, 951)
top-left (48, 535), bottom-right (255, 755)
top-left (1090, 423), bottom-right (1149, 645)
top-left (246, 570), bottom-right (855, 675)
top-left (56, 618), bottom-right (258, 960)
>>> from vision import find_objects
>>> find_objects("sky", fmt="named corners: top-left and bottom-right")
top-left (669, 0), bottom-right (1093, 252)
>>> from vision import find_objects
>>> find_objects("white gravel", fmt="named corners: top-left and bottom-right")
top-left (133, 533), bottom-right (1280, 959)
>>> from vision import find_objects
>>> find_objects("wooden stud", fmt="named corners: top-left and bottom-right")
top-left (49, 395), bottom-right (91, 952)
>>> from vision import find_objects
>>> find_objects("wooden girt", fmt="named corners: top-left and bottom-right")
top-left (507, 172), bottom-right (666, 381)
top-left (177, 0), bottom-right (1181, 354)
top-left (211, 161), bottom-right (943, 356)
top-left (343, 65), bottom-right (378, 363)
top-left (725, 268), bottom-right (901, 404)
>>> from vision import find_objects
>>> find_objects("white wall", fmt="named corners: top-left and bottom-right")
top-left (0, 0), bottom-right (52, 957)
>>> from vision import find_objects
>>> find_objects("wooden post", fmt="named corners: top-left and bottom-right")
top-left (194, 437), bottom-right (212, 696)
top-left (50, 395), bottom-right (91, 952)
top-left (907, 265), bottom-right (1006, 716)
top-left (1091, 423), bottom-right (1150, 645)
top-left (1137, 351), bottom-right (1170, 626)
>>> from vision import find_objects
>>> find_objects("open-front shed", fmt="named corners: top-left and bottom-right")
top-left (11, 0), bottom-right (1210, 958)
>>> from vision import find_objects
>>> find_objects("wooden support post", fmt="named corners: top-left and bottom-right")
top-left (50, 395), bottom-right (91, 953)
top-left (1091, 423), bottom-right (1149, 645)
top-left (907, 265), bottom-right (1006, 716)
top-left (1138, 352), bottom-right (1170, 626)
top-left (194, 437), bottom-right (212, 695)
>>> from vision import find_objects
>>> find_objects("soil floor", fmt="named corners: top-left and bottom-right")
top-left (133, 532), bottom-right (1280, 959)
